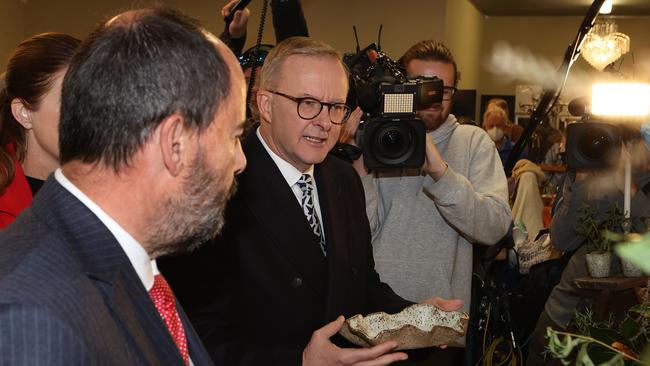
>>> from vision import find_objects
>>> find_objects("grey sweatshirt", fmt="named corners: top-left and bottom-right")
top-left (361, 115), bottom-right (512, 316)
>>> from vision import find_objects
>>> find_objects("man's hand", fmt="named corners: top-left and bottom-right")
top-left (420, 297), bottom-right (464, 349)
top-left (338, 107), bottom-right (369, 176)
top-left (422, 134), bottom-right (447, 181)
top-left (420, 296), bottom-right (463, 312)
top-left (302, 316), bottom-right (408, 366)
top-left (339, 107), bottom-right (363, 146)
top-left (221, 0), bottom-right (250, 39)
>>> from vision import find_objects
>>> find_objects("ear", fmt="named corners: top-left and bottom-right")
top-left (10, 98), bottom-right (33, 129)
top-left (158, 113), bottom-right (188, 177)
top-left (257, 90), bottom-right (272, 123)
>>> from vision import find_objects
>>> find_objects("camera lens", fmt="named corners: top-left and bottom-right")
top-left (381, 129), bottom-right (406, 157)
top-left (373, 122), bottom-right (415, 164)
top-left (578, 128), bottom-right (613, 160)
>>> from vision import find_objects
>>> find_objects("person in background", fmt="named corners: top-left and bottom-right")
top-left (483, 106), bottom-right (526, 165)
top-left (526, 160), bottom-right (650, 365)
top-left (220, 0), bottom-right (309, 60)
top-left (0, 7), bottom-right (246, 365)
top-left (0, 33), bottom-right (80, 228)
top-left (221, 0), bottom-right (309, 124)
top-left (341, 40), bottom-right (511, 365)
top-left (486, 97), bottom-right (524, 143)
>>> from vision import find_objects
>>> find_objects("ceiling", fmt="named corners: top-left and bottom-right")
top-left (469, 0), bottom-right (650, 16)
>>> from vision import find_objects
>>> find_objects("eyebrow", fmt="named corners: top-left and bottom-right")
top-left (299, 93), bottom-right (345, 104)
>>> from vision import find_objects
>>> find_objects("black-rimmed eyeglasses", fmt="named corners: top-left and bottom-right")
top-left (442, 86), bottom-right (457, 101)
top-left (267, 90), bottom-right (351, 125)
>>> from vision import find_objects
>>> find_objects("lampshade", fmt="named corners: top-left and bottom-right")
top-left (581, 18), bottom-right (630, 71)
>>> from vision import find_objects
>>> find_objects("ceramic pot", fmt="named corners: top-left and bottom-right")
top-left (585, 252), bottom-right (611, 278)
top-left (621, 258), bottom-right (643, 277)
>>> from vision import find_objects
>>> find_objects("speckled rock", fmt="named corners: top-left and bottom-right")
top-left (339, 304), bottom-right (469, 350)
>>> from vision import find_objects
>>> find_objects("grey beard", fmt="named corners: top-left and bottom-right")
top-left (146, 156), bottom-right (238, 258)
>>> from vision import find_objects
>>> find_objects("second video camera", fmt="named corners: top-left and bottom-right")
top-left (344, 44), bottom-right (443, 170)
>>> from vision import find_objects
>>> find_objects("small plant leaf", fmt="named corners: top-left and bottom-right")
top-left (619, 316), bottom-right (640, 340)
top-left (576, 343), bottom-right (595, 366)
top-left (598, 353), bottom-right (624, 366)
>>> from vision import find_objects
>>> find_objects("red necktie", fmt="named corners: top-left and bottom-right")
top-left (148, 274), bottom-right (189, 365)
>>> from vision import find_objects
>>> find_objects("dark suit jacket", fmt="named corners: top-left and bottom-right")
top-left (160, 133), bottom-right (411, 366)
top-left (0, 178), bottom-right (213, 366)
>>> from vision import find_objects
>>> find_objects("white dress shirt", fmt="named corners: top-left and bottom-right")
top-left (55, 169), bottom-right (159, 289)
top-left (56, 169), bottom-right (198, 364)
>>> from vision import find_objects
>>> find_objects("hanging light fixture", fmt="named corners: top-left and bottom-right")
top-left (581, 17), bottom-right (630, 71)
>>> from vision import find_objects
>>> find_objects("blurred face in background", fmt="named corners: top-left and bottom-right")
top-left (482, 106), bottom-right (510, 145)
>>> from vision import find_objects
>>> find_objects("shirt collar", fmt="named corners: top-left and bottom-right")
top-left (256, 127), bottom-right (315, 187)
top-left (54, 169), bottom-right (157, 290)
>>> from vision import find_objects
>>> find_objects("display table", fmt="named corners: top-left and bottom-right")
top-left (572, 276), bottom-right (647, 320)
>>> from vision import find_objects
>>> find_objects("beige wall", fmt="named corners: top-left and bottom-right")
top-left (0, 1), bottom-right (26, 71)
top-left (11, 0), bottom-right (450, 63)
top-left (4, 0), bottom-right (650, 110)
top-left (478, 15), bottom-right (650, 101)
top-left (240, 0), bottom-right (447, 59)
top-left (445, 0), bottom-right (482, 89)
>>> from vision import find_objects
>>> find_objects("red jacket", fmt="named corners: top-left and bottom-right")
top-left (0, 145), bottom-right (32, 229)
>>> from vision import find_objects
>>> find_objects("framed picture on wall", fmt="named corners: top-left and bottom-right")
top-left (451, 89), bottom-right (477, 124)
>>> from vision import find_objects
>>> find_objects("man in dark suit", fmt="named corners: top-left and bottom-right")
top-left (160, 37), bottom-right (462, 366)
top-left (0, 8), bottom-right (247, 365)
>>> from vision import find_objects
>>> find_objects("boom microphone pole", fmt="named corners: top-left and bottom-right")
top-left (504, 0), bottom-right (606, 176)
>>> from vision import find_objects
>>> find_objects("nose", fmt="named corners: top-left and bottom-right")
top-left (234, 139), bottom-right (247, 175)
top-left (311, 106), bottom-right (332, 130)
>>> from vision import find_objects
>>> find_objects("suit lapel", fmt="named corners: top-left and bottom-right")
top-left (239, 135), bottom-right (327, 299)
top-left (179, 304), bottom-right (214, 365)
top-left (108, 268), bottom-right (186, 365)
top-left (314, 158), bottom-right (355, 319)
top-left (30, 178), bottom-right (188, 365)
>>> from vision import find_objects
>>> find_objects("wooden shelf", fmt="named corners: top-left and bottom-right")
top-left (539, 164), bottom-right (567, 173)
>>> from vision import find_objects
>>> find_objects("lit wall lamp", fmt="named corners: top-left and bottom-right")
top-left (592, 83), bottom-right (650, 117)
top-left (590, 81), bottom-right (650, 219)
top-left (581, 17), bottom-right (630, 71)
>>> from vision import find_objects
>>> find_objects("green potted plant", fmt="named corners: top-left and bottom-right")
top-left (546, 303), bottom-right (650, 365)
top-left (545, 232), bottom-right (650, 366)
top-left (576, 203), bottom-right (627, 278)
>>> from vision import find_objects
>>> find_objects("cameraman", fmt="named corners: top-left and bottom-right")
top-left (526, 143), bottom-right (650, 366)
top-left (341, 40), bottom-right (511, 364)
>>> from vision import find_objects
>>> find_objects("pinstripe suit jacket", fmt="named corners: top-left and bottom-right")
top-left (0, 178), bottom-right (213, 366)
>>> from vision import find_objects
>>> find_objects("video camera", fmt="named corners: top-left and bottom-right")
top-left (340, 44), bottom-right (443, 170)
top-left (566, 121), bottom-right (641, 170)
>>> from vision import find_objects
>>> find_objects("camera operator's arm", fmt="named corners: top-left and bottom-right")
top-left (338, 107), bottom-right (369, 177)
top-left (271, 0), bottom-right (309, 42)
top-left (219, 0), bottom-right (250, 56)
top-left (421, 133), bottom-right (511, 245)
top-left (549, 172), bottom-right (590, 252)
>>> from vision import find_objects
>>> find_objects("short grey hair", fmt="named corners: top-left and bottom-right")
top-left (259, 36), bottom-right (347, 90)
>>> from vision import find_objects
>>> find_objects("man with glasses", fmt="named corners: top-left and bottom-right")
top-left (160, 36), bottom-right (461, 366)
top-left (342, 40), bottom-right (511, 364)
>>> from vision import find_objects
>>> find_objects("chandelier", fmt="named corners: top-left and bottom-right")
top-left (581, 18), bottom-right (630, 71)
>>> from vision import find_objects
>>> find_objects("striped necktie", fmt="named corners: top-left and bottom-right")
top-left (296, 173), bottom-right (327, 256)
